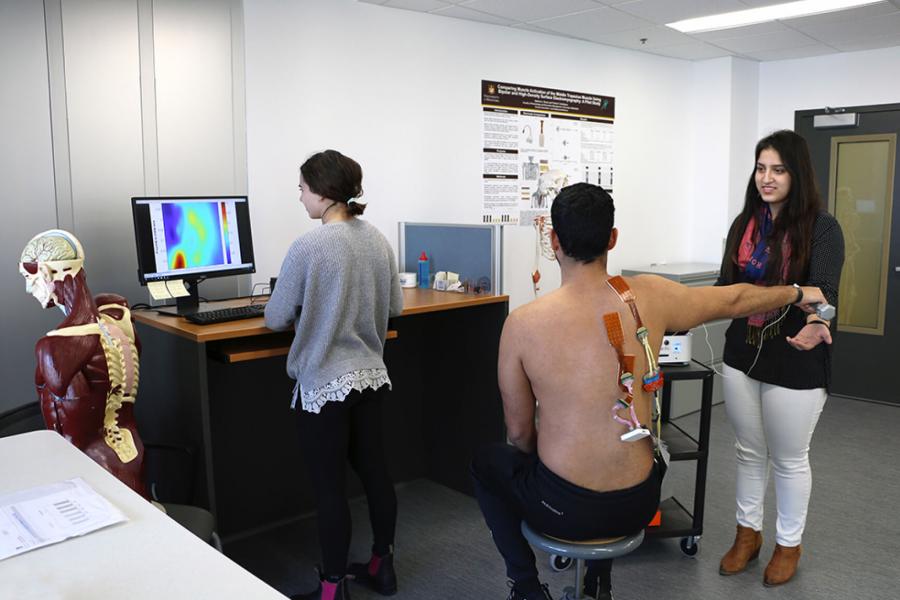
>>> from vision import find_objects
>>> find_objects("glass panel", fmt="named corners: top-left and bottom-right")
top-left (832, 138), bottom-right (893, 333)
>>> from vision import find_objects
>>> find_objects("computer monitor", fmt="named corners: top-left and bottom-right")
top-left (131, 195), bottom-right (256, 314)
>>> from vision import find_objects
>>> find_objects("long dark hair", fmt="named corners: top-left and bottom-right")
top-left (300, 149), bottom-right (366, 216)
top-left (721, 130), bottom-right (821, 285)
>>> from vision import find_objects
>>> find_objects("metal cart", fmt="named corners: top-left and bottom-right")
top-left (645, 359), bottom-right (715, 556)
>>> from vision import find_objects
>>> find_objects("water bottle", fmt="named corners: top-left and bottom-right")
top-left (418, 251), bottom-right (430, 289)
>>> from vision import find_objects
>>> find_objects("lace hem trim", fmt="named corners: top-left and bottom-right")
top-left (293, 368), bottom-right (391, 414)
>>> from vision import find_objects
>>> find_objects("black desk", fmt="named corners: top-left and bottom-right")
top-left (133, 290), bottom-right (509, 537)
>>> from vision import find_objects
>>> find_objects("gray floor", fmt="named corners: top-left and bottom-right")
top-left (226, 396), bottom-right (900, 599)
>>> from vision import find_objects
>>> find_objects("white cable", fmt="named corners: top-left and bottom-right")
top-left (701, 306), bottom-right (790, 378)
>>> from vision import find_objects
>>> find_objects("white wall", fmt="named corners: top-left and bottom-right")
top-left (686, 57), bottom-right (762, 265)
top-left (0, 0), bottom-right (61, 412)
top-left (729, 58), bottom-right (761, 223)
top-left (244, 0), bottom-right (705, 309)
top-left (758, 46), bottom-right (900, 135)
top-left (0, 0), bottom-right (248, 414)
top-left (688, 58), bottom-right (734, 264)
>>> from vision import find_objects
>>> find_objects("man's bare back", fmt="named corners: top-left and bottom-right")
top-left (503, 276), bottom-right (663, 492)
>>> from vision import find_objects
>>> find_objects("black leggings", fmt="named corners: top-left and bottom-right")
top-left (296, 385), bottom-right (397, 578)
top-left (471, 443), bottom-right (661, 587)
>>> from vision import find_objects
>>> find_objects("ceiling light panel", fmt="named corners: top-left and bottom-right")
top-left (692, 20), bottom-right (790, 42)
top-left (613, 0), bottom-right (750, 26)
top-left (667, 0), bottom-right (887, 33)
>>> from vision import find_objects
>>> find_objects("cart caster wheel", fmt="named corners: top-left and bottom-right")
top-left (550, 554), bottom-right (573, 571)
top-left (680, 536), bottom-right (700, 557)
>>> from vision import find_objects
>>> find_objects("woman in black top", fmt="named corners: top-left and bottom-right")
top-left (716, 130), bottom-right (844, 587)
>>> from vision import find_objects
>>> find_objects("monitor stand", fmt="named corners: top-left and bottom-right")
top-left (154, 280), bottom-right (202, 317)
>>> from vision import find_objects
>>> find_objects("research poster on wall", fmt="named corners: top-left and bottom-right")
top-left (481, 80), bottom-right (615, 225)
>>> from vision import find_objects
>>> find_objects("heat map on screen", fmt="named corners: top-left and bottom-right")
top-left (163, 202), bottom-right (226, 270)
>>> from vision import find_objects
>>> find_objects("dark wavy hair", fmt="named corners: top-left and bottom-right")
top-left (300, 149), bottom-right (366, 216)
top-left (720, 130), bottom-right (821, 285)
top-left (550, 183), bottom-right (615, 264)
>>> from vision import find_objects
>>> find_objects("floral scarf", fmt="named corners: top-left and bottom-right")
top-left (736, 207), bottom-right (791, 345)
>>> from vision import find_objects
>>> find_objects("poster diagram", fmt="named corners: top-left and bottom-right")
top-left (480, 80), bottom-right (615, 225)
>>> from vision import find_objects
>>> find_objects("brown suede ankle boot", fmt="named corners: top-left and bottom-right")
top-left (719, 525), bottom-right (763, 575)
top-left (763, 544), bottom-right (801, 586)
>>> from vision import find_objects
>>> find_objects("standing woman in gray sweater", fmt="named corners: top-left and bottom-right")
top-left (265, 150), bottom-right (404, 600)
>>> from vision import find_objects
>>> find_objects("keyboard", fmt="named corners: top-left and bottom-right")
top-left (184, 304), bottom-right (266, 325)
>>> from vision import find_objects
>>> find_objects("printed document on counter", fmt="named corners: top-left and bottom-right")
top-left (0, 478), bottom-right (126, 561)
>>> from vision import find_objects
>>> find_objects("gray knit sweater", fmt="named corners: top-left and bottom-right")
top-left (265, 218), bottom-right (403, 397)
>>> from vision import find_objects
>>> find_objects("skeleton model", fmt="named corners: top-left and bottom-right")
top-left (531, 169), bottom-right (569, 210)
top-left (530, 170), bottom-right (570, 295)
top-left (19, 230), bottom-right (147, 498)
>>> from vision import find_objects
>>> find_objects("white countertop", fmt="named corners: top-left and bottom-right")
top-left (0, 430), bottom-right (287, 600)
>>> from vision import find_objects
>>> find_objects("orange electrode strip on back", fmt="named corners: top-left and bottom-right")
top-left (622, 355), bottom-right (635, 377)
top-left (602, 312), bottom-right (635, 395)
top-left (607, 275), bottom-right (644, 330)
top-left (603, 312), bottom-right (625, 357)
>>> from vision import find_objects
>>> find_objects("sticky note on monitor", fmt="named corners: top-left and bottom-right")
top-left (148, 281), bottom-right (172, 300)
top-left (165, 279), bottom-right (190, 298)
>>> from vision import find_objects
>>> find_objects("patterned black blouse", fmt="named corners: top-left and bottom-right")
top-left (717, 211), bottom-right (845, 390)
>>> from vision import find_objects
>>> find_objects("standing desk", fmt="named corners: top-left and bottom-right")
top-left (132, 289), bottom-right (509, 537)
top-left (0, 430), bottom-right (287, 599)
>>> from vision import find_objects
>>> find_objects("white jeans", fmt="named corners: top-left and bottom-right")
top-left (722, 364), bottom-right (827, 547)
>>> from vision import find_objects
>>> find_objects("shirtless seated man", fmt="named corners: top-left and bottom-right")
top-left (471, 183), bottom-right (827, 600)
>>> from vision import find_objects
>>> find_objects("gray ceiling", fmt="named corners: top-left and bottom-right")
top-left (359, 0), bottom-right (900, 61)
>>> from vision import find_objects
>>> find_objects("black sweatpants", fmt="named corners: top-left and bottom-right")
top-left (471, 442), bottom-right (661, 588)
top-left (296, 385), bottom-right (397, 578)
